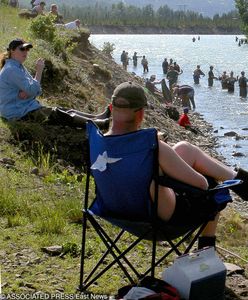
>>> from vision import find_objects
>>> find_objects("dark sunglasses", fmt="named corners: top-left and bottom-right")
top-left (17, 47), bottom-right (30, 52)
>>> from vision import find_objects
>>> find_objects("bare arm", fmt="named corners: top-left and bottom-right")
top-left (158, 140), bottom-right (208, 190)
top-left (34, 58), bottom-right (45, 82)
top-left (18, 58), bottom-right (45, 99)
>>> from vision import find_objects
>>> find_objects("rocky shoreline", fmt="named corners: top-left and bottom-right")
top-left (88, 25), bottom-right (242, 35)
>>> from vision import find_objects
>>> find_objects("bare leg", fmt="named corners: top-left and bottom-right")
top-left (173, 141), bottom-right (237, 182)
top-left (189, 96), bottom-right (196, 110)
top-left (173, 141), bottom-right (235, 241)
top-left (201, 214), bottom-right (219, 236)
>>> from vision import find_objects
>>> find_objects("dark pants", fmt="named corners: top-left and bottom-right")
top-left (208, 78), bottom-right (213, 87)
top-left (240, 87), bottom-right (247, 98)
top-left (21, 106), bottom-right (109, 130)
top-left (166, 177), bottom-right (226, 226)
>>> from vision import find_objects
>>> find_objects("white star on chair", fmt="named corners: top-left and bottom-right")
top-left (91, 151), bottom-right (122, 172)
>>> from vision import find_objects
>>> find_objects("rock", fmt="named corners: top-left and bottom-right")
top-left (213, 129), bottom-right (218, 133)
top-left (225, 263), bottom-right (244, 275)
top-left (41, 245), bottom-right (63, 256)
top-left (232, 152), bottom-right (245, 157)
top-left (242, 127), bottom-right (248, 130)
top-left (1, 282), bottom-right (8, 288)
top-left (32, 257), bottom-right (42, 264)
top-left (25, 282), bottom-right (36, 289)
top-left (224, 131), bottom-right (237, 137)
top-left (0, 157), bottom-right (15, 165)
top-left (0, 250), bottom-right (7, 257)
top-left (30, 167), bottom-right (39, 175)
top-left (235, 135), bottom-right (242, 140)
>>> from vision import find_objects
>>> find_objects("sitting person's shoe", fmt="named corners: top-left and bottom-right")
top-left (94, 118), bottom-right (110, 130)
top-left (231, 168), bottom-right (248, 201)
top-left (198, 236), bottom-right (216, 250)
top-left (95, 105), bottom-right (111, 120)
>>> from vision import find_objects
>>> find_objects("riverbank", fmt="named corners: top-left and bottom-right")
top-left (88, 25), bottom-right (242, 35)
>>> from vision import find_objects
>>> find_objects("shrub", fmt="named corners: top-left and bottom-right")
top-left (29, 15), bottom-right (73, 57)
top-left (0, 0), bottom-right (8, 5)
top-left (29, 15), bottom-right (56, 42)
top-left (102, 41), bottom-right (115, 58)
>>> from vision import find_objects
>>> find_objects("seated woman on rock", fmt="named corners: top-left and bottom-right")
top-left (0, 39), bottom-right (110, 130)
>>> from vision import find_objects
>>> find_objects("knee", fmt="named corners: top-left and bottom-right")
top-left (173, 141), bottom-right (192, 154)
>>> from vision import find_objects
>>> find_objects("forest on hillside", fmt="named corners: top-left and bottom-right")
top-left (16, 0), bottom-right (241, 32)
top-left (19, 0), bottom-right (236, 17)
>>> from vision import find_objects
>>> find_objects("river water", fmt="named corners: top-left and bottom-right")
top-left (90, 34), bottom-right (248, 169)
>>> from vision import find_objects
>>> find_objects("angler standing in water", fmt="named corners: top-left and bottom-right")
top-left (239, 71), bottom-right (248, 98)
top-left (141, 55), bottom-right (149, 73)
top-left (208, 66), bottom-right (218, 87)
top-left (162, 58), bottom-right (169, 75)
top-left (132, 52), bottom-right (141, 68)
top-left (193, 65), bottom-right (205, 84)
top-left (226, 71), bottom-right (237, 93)
top-left (167, 65), bottom-right (183, 89)
top-left (219, 71), bottom-right (228, 90)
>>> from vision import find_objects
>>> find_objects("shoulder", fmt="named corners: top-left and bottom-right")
top-left (2, 60), bottom-right (20, 73)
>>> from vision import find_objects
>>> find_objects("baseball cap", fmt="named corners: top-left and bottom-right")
top-left (112, 81), bottom-right (147, 109)
top-left (183, 107), bottom-right (189, 113)
top-left (7, 39), bottom-right (33, 51)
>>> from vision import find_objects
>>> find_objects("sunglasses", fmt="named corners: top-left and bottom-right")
top-left (17, 46), bottom-right (30, 52)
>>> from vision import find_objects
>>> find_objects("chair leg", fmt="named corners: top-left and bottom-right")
top-left (142, 222), bottom-right (208, 278)
top-left (151, 227), bottom-right (157, 279)
top-left (82, 231), bottom-right (146, 290)
top-left (89, 215), bottom-right (141, 278)
top-left (79, 211), bottom-right (88, 292)
top-left (184, 222), bottom-right (208, 253)
top-left (82, 214), bottom-right (144, 289)
top-left (83, 227), bottom-right (128, 285)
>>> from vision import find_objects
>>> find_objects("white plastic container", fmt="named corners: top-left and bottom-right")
top-left (162, 247), bottom-right (226, 300)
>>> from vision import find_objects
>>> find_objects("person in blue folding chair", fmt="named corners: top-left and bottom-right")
top-left (80, 81), bottom-right (248, 291)
top-left (101, 81), bottom-right (248, 249)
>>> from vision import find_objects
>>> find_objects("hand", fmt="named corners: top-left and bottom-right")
top-left (19, 90), bottom-right (29, 99)
top-left (35, 58), bottom-right (45, 82)
top-left (36, 58), bottom-right (45, 73)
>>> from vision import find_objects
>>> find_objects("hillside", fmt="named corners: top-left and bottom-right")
top-left (0, 5), bottom-right (248, 297)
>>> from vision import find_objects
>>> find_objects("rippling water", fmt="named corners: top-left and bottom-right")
top-left (90, 34), bottom-right (248, 168)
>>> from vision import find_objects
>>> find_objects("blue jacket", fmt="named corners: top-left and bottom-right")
top-left (0, 59), bottom-right (42, 120)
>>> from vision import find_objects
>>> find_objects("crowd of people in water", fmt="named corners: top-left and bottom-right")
top-left (120, 50), bottom-right (248, 104)
top-left (119, 49), bottom-right (248, 134)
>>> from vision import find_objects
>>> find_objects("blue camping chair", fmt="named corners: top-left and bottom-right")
top-left (79, 120), bottom-right (238, 292)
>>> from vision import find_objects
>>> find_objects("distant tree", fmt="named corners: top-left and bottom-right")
top-left (235, 0), bottom-right (248, 35)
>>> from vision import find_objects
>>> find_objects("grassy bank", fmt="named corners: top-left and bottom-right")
top-left (0, 4), bottom-right (248, 296)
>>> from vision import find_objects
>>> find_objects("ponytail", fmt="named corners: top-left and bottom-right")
top-left (0, 51), bottom-right (10, 69)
